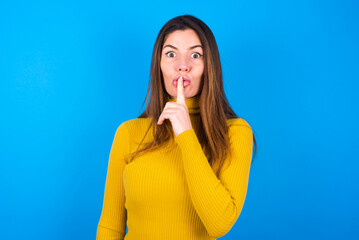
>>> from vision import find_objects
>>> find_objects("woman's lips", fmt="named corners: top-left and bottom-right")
top-left (172, 76), bottom-right (191, 88)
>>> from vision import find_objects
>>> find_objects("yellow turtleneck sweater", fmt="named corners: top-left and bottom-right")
top-left (96, 96), bottom-right (253, 240)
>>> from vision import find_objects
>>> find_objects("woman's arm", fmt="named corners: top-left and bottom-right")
top-left (174, 119), bottom-right (253, 238)
top-left (97, 123), bottom-right (129, 240)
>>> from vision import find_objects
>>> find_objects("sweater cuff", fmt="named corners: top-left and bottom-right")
top-left (175, 129), bottom-right (199, 148)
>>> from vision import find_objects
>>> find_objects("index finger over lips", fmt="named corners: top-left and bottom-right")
top-left (176, 76), bottom-right (185, 105)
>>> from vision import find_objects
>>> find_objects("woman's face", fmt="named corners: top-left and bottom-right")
top-left (160, 29), bottom-right (204, 99)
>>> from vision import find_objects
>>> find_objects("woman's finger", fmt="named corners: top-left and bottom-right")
top-left (177, 76), bottom-right (185, 105)
top-left (157, 112), bottom-right (172, 125)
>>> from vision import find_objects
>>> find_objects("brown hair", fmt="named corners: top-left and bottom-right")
top-left (128, 15), bottom-right (257, 177)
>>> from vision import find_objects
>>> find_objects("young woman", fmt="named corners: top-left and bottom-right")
top-left (97, 14), bottom-right (256, 240)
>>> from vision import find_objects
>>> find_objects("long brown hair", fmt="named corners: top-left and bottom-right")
top-left (128, 15), bottom-right (257, 177)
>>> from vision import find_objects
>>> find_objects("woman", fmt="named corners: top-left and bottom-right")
top-left (97, 15), bottom-right (257, 240)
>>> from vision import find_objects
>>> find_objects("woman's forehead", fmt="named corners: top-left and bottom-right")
top-left (163, 29), bottom-right (202, 49)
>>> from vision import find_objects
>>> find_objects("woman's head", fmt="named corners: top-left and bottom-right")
top-left (160, 28), bottom-right (204, 99)
top-left (149, 14), bottom-right (224, 102)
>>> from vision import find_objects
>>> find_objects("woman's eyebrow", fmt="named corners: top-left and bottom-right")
top-left (189, 45), bottom-right (203, 50)
top-left (163, 44), bottom-right (177, 50)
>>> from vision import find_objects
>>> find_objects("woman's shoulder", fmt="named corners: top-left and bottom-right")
top-left (112, 118), bottom-right (153, 144)
top-left (117, 117), bottom-right (152, 131)
top-left (226, 118), bottom-right (254, 143)
top-left (227, 117), bottom-right (252, 130)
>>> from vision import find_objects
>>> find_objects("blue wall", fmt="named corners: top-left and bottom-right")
top-left (1, 0), bottom-right (358, 239)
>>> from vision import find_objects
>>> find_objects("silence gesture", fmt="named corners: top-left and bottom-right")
top-left (157, 76), bottom-right (193, 137)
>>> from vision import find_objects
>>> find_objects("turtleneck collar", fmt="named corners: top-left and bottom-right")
top-left (168, 95), bottom-right (200, 115)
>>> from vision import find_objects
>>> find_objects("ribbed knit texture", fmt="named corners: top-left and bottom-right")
top-left (96, 96), bottom-right (253, 240)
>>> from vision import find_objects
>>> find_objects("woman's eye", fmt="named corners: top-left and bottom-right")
top-left (191, 52), bottom-right (202, 59)
top-left (165, 52), bottom-right (176, 57)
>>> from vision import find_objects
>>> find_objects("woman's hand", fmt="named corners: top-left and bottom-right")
top-left (157, 76), bottom-right (193, 137)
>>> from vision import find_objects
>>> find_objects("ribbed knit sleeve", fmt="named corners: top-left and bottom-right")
top-left (97, 123), bottom-right (129, 240)
top-left (174, 119), bottom-right (253, 238)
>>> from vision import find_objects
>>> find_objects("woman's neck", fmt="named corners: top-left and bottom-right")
top-left (168, 95), bottom-right (200, 114)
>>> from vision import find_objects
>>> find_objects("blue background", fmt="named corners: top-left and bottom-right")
top-left (1, 0), bottom-right (358, 239)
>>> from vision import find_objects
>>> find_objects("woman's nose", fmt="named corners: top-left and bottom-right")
top-left (176, 56), bottom-right (191, 72)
